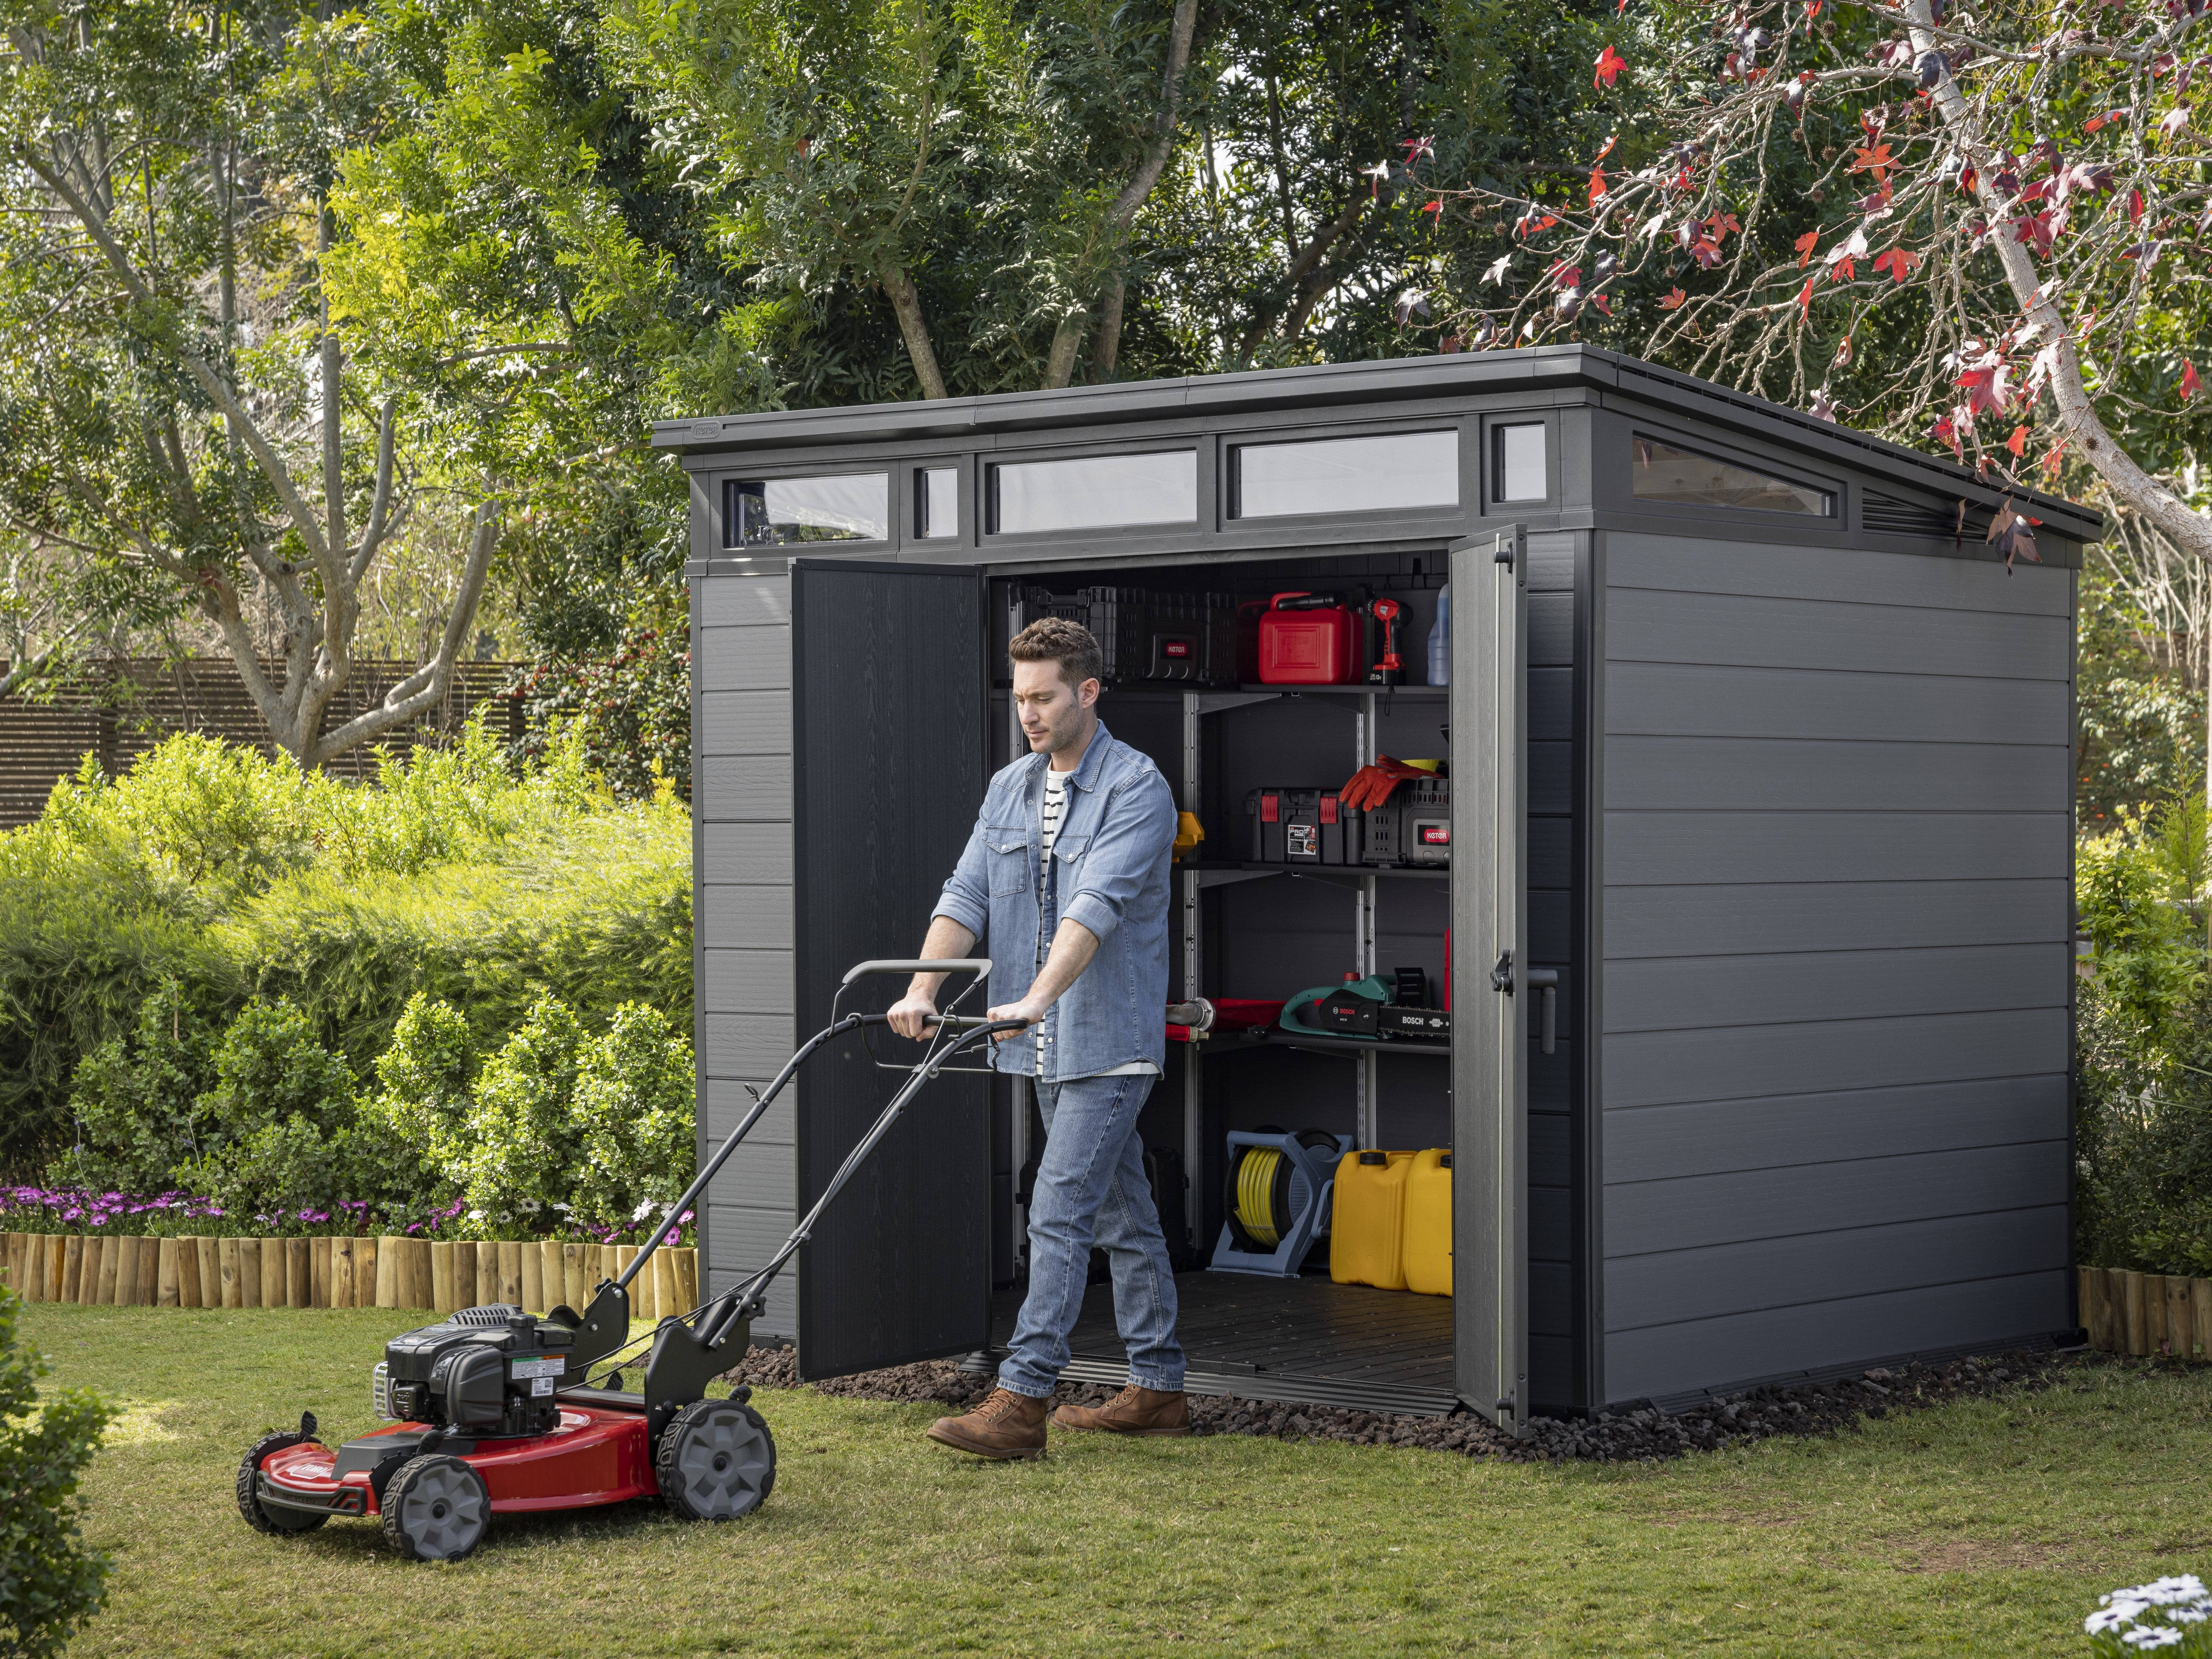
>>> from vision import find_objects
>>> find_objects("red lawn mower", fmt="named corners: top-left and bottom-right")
top-left (236, 961), bottom-right (1013, 1561)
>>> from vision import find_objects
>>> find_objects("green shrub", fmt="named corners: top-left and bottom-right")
top-left (458, 995), bottom-right (590, 1228)
top-left (2077, 782), bottom-right (2212, 1275)
top-left (573, 1002), bottom-right (697, 1226)
top-left (176, 1000), bottom-right (361, 1226)
top-left (49, 980), bottom-right (220, 1194)
top-left (458, 995), bottom-right (695, 1235)
top-left (0, 722), bottom-right (691, 1177)
top-left (0, 1286), bottom-right (115, 1659)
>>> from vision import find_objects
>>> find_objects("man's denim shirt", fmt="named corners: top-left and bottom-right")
top-left (932, 722), bottom-right (1177, 1082)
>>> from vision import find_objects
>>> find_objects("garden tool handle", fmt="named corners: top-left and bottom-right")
top-left (841, 958), bottom-right (993, 983)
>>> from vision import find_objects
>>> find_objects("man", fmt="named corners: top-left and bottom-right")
top-left (886, 615), bottom-right (1185, 1459)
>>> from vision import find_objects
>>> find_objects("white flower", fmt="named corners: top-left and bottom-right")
top-left (632, 1200), bottom-right (658, 1223)
top-left (552, 1203), bottom-right (572, 1214)
top-left (2122, 1628), bottom-right (2184, 1650)
top-left (2145, 1579), bottom-right (2209, 1606)
top-left (2173, 1609), bottom-right (2209, 1624)
top-left (467, 1208), bottom-right (484, 1221)
top-left (2093, 1604), bottom-right (2151, 1633)
top-left (523, 1200), bottom-right (541, 1213)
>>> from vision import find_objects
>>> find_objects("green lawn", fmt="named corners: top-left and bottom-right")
top-left (22, 1303), bottom-right (2212, 1657)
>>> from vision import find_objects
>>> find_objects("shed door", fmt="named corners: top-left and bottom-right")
top-left (792, 557), bottom-right (990, 1379)
top-left (1450, 526), bottom-right (1529, 1432)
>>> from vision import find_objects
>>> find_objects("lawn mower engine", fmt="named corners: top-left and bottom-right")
top-left (373, 1304), bottom-right (575, 1438)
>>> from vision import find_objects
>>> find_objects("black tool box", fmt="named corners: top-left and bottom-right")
top-left (1012, 586), bottom-right (1238, 684)
top-left (1246, 787), bottom-right (1362, 864)
top-left (1361, 776), bottom-right (1450, 867)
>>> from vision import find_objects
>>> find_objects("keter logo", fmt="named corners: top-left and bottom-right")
top-left (1418, 825), bottom-right (1450, 846)
top-left (1162, 639), bottom-right (1191, 658)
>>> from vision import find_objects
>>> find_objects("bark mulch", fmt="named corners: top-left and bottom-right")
top-left (719, 1343), bottom-right (2078, 1463)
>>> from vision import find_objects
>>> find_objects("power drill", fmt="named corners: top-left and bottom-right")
top-left (1366, 597), bottom-right (1404, 688)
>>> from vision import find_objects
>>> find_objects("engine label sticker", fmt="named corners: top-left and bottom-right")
top-left (510, 1357), bottom-right (566, 1380)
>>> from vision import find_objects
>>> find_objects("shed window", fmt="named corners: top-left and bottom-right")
top-left (1633, 437), bottom-right (1834, 515)
top-left (989, 451), bottom-right (1196, 535)
top-left (1492, 424), bottom-right (1548, 503)
top-left (916, 468), bottom-right (958, 539)
top-left (1230, 430), bottom-right (1458, 519)
top-left (724, 474), bottom-right (888, 546)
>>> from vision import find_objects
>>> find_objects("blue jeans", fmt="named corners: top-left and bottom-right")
top-left (999, 1073), bottom-right (1186, 1398)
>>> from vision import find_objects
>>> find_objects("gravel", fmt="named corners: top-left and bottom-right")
top-left (719, 1343), bottom-right (2077, 1463)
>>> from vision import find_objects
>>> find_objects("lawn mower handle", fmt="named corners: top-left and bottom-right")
top-left (612, 958), bottom-right (996, 1301)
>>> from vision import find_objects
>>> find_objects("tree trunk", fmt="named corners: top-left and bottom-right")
top-left (880, 263), bottom-right (949, 400)
top-left (1041, 0), bottom-right (1201, 391)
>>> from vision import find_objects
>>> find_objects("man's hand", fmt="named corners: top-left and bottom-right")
top-left (886, 991), bottom-right (940, 1041)
top-left (985, 999), bottom-right (1046, 1041)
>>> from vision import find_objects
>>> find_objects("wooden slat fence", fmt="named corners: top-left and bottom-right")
top-left (0, 658), bottom-right (525, 828)
top-left (1, 1230), bottom-right (697, 1319)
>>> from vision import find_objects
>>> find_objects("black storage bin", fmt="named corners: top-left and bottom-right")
top-left (1362, 776), bottom-right (1450, 867)
top-left (1246, 787), bottom-right (1361, 864)
top-left (1012, 585), bottom-right (1237, 684)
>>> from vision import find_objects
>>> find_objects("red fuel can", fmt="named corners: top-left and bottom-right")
top-left (1257, 592), bottom-right (1360, 684)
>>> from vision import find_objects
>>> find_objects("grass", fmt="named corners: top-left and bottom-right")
top-left (23, 1303), bottom-right (2212, 1657)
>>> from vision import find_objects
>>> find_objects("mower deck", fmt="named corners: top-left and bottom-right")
top-left (257, 1398), bottom-right (655, 1521)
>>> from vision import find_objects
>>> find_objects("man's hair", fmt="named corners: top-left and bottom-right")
top-left (1008, 616), bottom-right (1103, 688)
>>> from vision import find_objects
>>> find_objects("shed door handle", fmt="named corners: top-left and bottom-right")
top-left (1525, 969), bottom-right (1559, 1055)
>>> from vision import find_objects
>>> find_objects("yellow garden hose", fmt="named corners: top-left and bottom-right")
top-left (1234, 1148), bottom-right (1285, 1247)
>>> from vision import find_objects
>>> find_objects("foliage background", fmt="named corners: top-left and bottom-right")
top-left (0, 725), bottom-right (690, 1189)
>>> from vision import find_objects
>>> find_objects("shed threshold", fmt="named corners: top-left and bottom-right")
top-left (974, 1272), bottom-right (1459, 1418)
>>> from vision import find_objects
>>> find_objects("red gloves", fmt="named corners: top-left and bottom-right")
top-left (1339, 756), bottom-right (1434, 812)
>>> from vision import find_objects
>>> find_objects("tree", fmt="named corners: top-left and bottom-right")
top-left (0, 4), bottom-right (498, 767)
top-left (1408, 0), bottom-right (2212, 570)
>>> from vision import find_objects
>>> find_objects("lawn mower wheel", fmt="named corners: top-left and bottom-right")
top-left (236, 1420), bottom-right (327, 1536)
top-left (656, 1397), bottom-right (776, 1521)
top-left (380, 1454), bottom-right (491, 1562)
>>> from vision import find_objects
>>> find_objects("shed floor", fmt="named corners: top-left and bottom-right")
top-left (980, 1270), bottom-right (1457, 1417)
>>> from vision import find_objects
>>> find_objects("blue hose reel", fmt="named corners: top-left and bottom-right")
top-left (1208, 1127), bottom-right (1352, 1278)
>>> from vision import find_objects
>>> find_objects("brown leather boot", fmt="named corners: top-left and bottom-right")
top-left (926, 1387), bottom-right (1050, 1459)
top-left (1050, 1384), bottom-right (1191, 1436)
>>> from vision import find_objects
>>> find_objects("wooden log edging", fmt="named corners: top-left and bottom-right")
top-left (2080, 1266), bottom-right (2212, 1358)
top-left (0, 1233), bottom-right (697, 1319)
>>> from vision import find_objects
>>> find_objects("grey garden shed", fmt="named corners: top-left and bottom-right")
top-left (659, 344), bottom-right (2093, 1428)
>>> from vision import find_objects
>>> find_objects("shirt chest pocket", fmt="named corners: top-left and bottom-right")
top-left (987, 829), bottom-right (1031, 896)
top-left (1050, 834), bottom-right (1090, 882)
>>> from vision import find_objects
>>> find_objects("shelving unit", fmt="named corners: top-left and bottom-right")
top-left (1175, 683), bottom-right (1451, 1220)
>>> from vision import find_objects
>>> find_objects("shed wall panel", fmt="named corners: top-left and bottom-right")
top-left (1604, 1271), bottom-right (2070, 1404)
top-left (1606, 588), bottom-right (2070, 681)
top-left (1604, 1139), bottom-right (2069, 1257)
top-left (1597, 531), bottom-right (2073, 1407)
top-left (1606, 1206), bottom-right (2069, 1332)
top-left (1604, 879), bottom-right (2068, 959)
top-left (702, 883), bottom-right (795, 945)
top-left (1605, 661), bottom-right (2068, 744)
top-left (698, 625), bottom-right (791, 691)
top-left (1604, 737), bottom-right (2069, 813)
top-left (1605, 533), bottom-right (2073, 615)
top-left (698, 574), bottom-right (792, 628)
top-left (1603, 811), bottom-right (2067, 886)
top-left (1603, 1073), bottom-right (2068, 1183)
top-left (705, 1078), bottom-right (795, 1146)
top-left (694, 595), bottom-right (801, 1344)
top-left (703, 822), bottom-right (796, 884)
top-left (1602, 1009), bottom-right (2067, 1109)
top-left (703, 1203), bottom-right (798, 1333)
top-left (703, 948), bottom-right (797, 1015)
top-left (1603, 943), bottom-right (2067, 1033)
top-left (697, 755), bottom-right (796, 820)
top-left (700, 690), bottom-right (793, 756)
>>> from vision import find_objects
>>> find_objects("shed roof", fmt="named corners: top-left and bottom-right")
top-left (654, 344), bottom-right (2101, 542)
